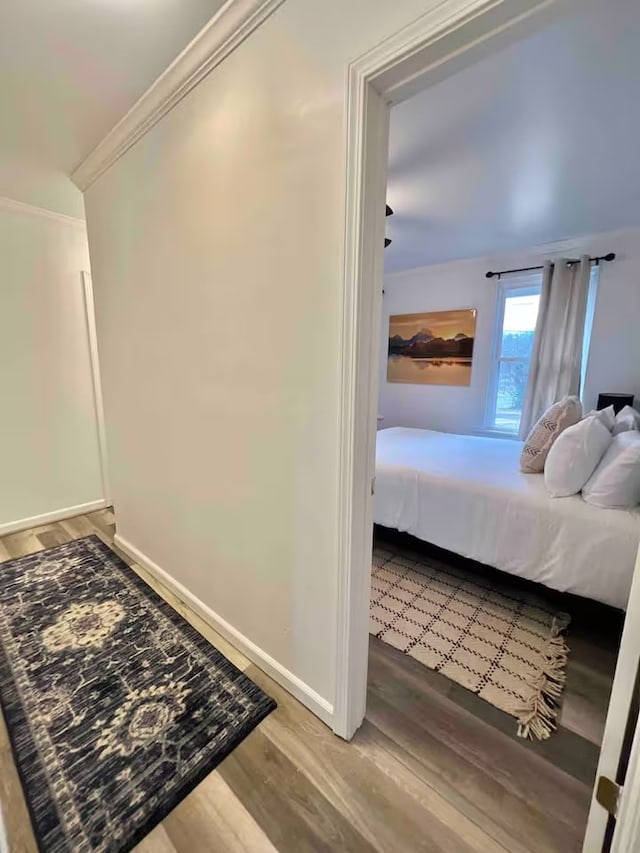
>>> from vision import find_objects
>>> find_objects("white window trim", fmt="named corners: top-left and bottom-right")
top-left (485, 272), bottom-right (543, 435)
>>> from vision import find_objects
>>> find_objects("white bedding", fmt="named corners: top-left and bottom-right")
top-left (375, 427), bottom-right (640, 610)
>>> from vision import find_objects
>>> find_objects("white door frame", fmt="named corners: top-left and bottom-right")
top-left (333, 1), bottom-right (640, 850)
top-left (81, 271), bottom-right (111, 505)
top-left (585, 541), bottom-right (640, 851)
top-left (611, 689), bottom-right (640, 853)
top-left (333, 0), bottom-right (561, 742)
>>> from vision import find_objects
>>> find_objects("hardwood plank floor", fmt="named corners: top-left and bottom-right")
top-left (0, 511), bottom-right (614, 852)
top-left (372, 528), bottom-right (622, 765)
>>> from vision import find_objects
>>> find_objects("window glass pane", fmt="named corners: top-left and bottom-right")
top-left (580, 266), bottom-right (600, 397)
top-left (500, 292), bottom-right (540, 358)
top-left (487, 278), bottom-right (542, 433)
top-left (494, 359), bottom-right (531, 432)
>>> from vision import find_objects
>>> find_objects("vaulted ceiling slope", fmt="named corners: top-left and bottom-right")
top-left (385, 0), bottom-right (640, 272)
top-left (0, 0), bottom-right (225, 216)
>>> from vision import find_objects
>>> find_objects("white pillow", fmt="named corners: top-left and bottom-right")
top-left (583, 431), bottom-right (640, 508)
top-left (585, 405), bottom-right (616, 432)
top-left (612, 405), bottom-right (640, 436)
top-left (544, 415), bottom-right (612, 497)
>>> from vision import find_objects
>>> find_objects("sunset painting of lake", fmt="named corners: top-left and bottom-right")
top-left (387, 308), bottom-right (476, 386)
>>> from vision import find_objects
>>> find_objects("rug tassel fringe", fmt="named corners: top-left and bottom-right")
top-left (516, 613), bottom-right (571, 741)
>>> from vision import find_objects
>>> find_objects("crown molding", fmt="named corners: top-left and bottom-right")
top-left (0, 196), bottom-right (85, 228)
top-left (72, 0), bottom-right (285, 192)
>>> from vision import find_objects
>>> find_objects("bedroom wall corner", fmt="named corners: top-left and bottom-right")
top-left (0, 198), bottom-right (104, 531)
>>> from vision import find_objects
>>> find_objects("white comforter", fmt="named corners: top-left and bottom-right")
top-left (375, 427), bottom-right (640, 610)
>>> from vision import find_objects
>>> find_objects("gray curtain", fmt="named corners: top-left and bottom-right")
top-left (519, 255), bottom-right (591, 438)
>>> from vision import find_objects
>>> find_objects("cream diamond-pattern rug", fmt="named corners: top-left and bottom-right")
top-left (370, 544), bottom-right (570, 740)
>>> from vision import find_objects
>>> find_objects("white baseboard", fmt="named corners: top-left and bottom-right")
top-left (114, 533), bottom-right (334, 727)
top-left (0, 499), bottom-right (108, 536)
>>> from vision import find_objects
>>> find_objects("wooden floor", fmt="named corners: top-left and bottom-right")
top-left (0, 511), bottom-right (621, 852)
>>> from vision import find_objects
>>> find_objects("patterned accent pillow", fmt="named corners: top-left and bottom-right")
top-left (520, 396), bottom-right (582, 473)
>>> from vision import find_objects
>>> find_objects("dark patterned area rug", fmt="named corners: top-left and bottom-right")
top-left (0, 535), bottom-right (276, 853)
top-left (370, 543), bottom-right (570, 741)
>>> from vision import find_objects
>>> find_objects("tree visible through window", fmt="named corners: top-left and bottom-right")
top-left (487, 267), bottom-right (599, 435)
top-left (489, 281), bottom-right (541, 433)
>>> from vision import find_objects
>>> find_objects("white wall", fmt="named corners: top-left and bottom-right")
top-left (83, 0), bottom-right (446, 708)
top-left (380, 226), bottom-right (640, 433)
top-left (0, 155), bottom-right (85, 220)
top-left (584, 229), bottom-right (640, 412)
top-left (380, 258), bottom-right (496, 434)
top-left (0, 200), bottom-right (104, 530)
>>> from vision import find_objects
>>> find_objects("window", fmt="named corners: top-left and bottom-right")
top-left (486, 267), bottom-right (599, 435)
top-left (487, 276), bottom-right (542, 434)
top-left (581, 266), bottom-right (600, 396)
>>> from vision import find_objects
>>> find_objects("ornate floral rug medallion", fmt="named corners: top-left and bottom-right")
top-left (0, 536), bottom-right (276, 852)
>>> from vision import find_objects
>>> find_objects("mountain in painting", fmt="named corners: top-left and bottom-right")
top-left (388, 332), bottom-right (474, 359)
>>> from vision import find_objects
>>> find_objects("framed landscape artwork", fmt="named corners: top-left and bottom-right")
top-left (387, 308), bottom-right (477, 386)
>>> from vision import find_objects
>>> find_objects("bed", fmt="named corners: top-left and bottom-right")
top-left (375, 427), bottom-right (640, 610)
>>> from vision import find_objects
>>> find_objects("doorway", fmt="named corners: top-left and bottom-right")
top-left (334, 1), bottom-right (640, 850)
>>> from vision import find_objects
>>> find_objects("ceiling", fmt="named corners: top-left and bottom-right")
top-left (385, 0), bottom-right (640, 272)
top-left (0, 0), bottom-right (225, 213)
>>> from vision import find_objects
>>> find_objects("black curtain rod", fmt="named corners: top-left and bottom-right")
top-left (485, 252), bottom-right (615, 279)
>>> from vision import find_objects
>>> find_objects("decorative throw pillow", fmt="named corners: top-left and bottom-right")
top-left (583, 431), bottom-right (640, 508)
top-left (520, 396), bottom-right (582, 473)
top-left (544, 415), bottom-right (612, 498)
top-left (612, 405), bottom-right (640, 436)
